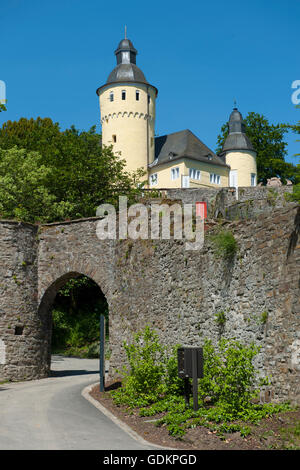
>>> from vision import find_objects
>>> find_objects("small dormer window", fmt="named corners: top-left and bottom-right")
top-left (110, 92), bottom-right (114, 102)
top-left (122, 90), bottom-right (126, 100)
top-left (136, 90), bottom-right (140, 101)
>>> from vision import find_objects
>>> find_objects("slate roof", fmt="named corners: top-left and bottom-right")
top-left (220, 107), bottom-right (254, 153)
top-left (150, 129), bottom-right (229, 169)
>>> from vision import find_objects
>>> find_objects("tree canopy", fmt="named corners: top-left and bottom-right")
top-left (216, 111), bottom-right (300, 185)
top-left (0, 117), bottom-right (145, 223)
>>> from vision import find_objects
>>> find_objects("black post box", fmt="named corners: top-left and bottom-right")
top-left (177, 347), bottom-right (203, 379)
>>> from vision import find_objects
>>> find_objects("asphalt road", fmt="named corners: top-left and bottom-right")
top-left (0, 355), bottom-right (158, 450)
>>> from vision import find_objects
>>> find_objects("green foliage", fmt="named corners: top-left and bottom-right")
top-left (51, 275), bottom-right (108, 357)
top-left (209, 229), bottom-right (238, 260)
top-left (111, 326), bottom-right (182, 407)
top-left (214, 311), bottom-right (226, 326)
top-left (110, 328), bottom-right (296, 440)
top-left (216, 111), bottom-right (300, 185)
top-left (0, 117), bottom-right (145, 223)
top-left (285, 183), bottom-right (300, 204)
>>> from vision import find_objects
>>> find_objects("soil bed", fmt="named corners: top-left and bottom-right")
top-left (90, 381), bottom-right (300, 451)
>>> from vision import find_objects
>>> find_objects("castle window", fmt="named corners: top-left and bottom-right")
top-left (251, 173), bottom-right (256, 186)
top-left (210, 173), bottom-right (221, 185)
top-left (150, 173), bottom-right (158, 186)
top-left (189, 168), bottom-right (201, 180)
top-left (136, 90), bottom-right (140, 101)
top-left (171, 167), bottom-right (180, 180)
top-left (110, 92), bottom-right (114, 102)
top-left (122, 90), bottom-right (126, 100)
top-left (112, 134), bottom-right (117, 143)
top-left (148, 94), bottom-right (150, 104)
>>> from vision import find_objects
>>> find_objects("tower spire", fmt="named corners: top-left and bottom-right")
top-left (125, 25), bottom-right (127, 39)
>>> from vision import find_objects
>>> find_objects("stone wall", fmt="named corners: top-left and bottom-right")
top-left (0, 201), bottom-right (299, 404)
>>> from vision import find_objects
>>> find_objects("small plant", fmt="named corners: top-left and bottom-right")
top-left (215, 311), bottom-right (226, 326)
top-left (260, 311), bottom-right (268, 324)
top-left (210, 229), bottom-right (238, 260)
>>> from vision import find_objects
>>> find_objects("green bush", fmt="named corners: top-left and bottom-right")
top-left (111, 325), bottom-right (181, 407)
top-left (210, 229), bottom-right (238, 260)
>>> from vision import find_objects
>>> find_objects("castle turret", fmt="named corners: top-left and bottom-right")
top-left (96, 37), bottom-right (158, 174)
top-left (220, 107), bottom-right (257, 187)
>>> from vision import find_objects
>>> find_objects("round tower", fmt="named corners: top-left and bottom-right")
top-left (96, 38), bottom-right (158, 174)
top-left (220, 107), bottom-right (257, 187)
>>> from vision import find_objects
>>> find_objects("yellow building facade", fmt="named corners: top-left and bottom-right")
top-left (97, 38), bottom-right (257, 189)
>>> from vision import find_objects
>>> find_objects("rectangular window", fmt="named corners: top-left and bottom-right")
top-left (136, 90), bottom-right (140, 101)
top-left (251, 173), bottom-right (256, 186)
top-left (171, 167), bottom-right (180, 180)
top-left (122, 90), bottom-right (126, 100)
top-left (109, 92), bottom-right (114, 102)
top-left (148, 94), bottom-right (150, 104)
top-left (210, 173), bottom-right (221, 185)
top-left (189, 168), bottom-right (201, 180)
top-left (112, 135), bottom-right (116, 143)
top-left (150, 173), bottom-right (158, 186)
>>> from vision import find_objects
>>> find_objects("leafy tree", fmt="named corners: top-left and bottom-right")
top-left (0, 117), bottom-right (145, 222)
top-left (0, 104), bottom-right (6, 112)
top-left (216, 111), bottom-right (300, 185)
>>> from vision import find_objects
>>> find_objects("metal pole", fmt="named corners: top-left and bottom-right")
top-left (99, 314), bottom-right (105, 392)
top-left (192, 349), bottom-right (198, 411)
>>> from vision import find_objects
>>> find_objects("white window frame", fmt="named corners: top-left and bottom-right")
top-left (251, 173), bottom-right (256, 186)
top-left (171, 167), bottom-right (180, 180)
top-left (189, 168), bottom-right (201, 180)
top-left (210, 173), bottom-right (221, 185)
top-left (150, 173), bottom-right (158, 186)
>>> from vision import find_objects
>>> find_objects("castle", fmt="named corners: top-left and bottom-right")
top-left (96, 37), bottom-right (257, 190)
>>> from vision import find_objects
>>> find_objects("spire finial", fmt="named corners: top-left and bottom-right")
top-left (125, 25), bottom-right (127, 39)
top-left (233, 98), bottom-right (237, 109)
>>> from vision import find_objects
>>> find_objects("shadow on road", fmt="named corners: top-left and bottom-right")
top-left (50, 369), bottom-right (99, 377)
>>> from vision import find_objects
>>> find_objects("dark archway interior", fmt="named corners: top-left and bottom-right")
top-left (50, 274), bottom-right (109, 358)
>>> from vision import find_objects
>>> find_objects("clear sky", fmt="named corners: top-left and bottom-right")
top-left (1, 0), bottom-right (300, 164)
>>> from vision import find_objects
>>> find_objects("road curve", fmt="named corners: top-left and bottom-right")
top-left (0, 355), bottom-right (158, 450)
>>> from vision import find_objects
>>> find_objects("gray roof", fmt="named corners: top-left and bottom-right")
top-left (150, 130), bottom-right (229, 169)
top-left (106, 63), bottom-right (149, 85)
top-left (96, 37), bottom-right (157, 95)
top-left (221, 107), bottom-right (254, 153)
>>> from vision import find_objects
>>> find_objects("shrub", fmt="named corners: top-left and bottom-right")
top-left (210, 229), bottom-right (238, 260)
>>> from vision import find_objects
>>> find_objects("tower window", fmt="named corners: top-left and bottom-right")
top-left (148, 94), bottom-right (151, 104)
top-left (136, 90), bottom-right (140, 101)
top-left (110, 92), bottom-right (114, 102)
top-left (251, 173), bottom-right (256, 186)
top-left (112, 135), bottom-right (117, 143)
top-left (122, 90), bottom-right (126, 100)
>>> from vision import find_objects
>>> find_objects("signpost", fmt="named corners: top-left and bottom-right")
top-left (178, 347), bottom-right (203, 411)
top-left (99, 314), bottom-right (105, 392)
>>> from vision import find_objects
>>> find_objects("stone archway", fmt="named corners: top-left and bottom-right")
top-left (37, 271), bottom-right (109, 377)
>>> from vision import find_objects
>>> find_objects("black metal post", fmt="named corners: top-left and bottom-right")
top-left (184, 377), bottom-right (190, 409)
top-left (99, 314), bottom-right (105, 392)
top-left (192, 349), bottom-right (199, 411)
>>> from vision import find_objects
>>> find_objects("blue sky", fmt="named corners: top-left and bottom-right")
top-left (1, 0), bottom-right (300, 164)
